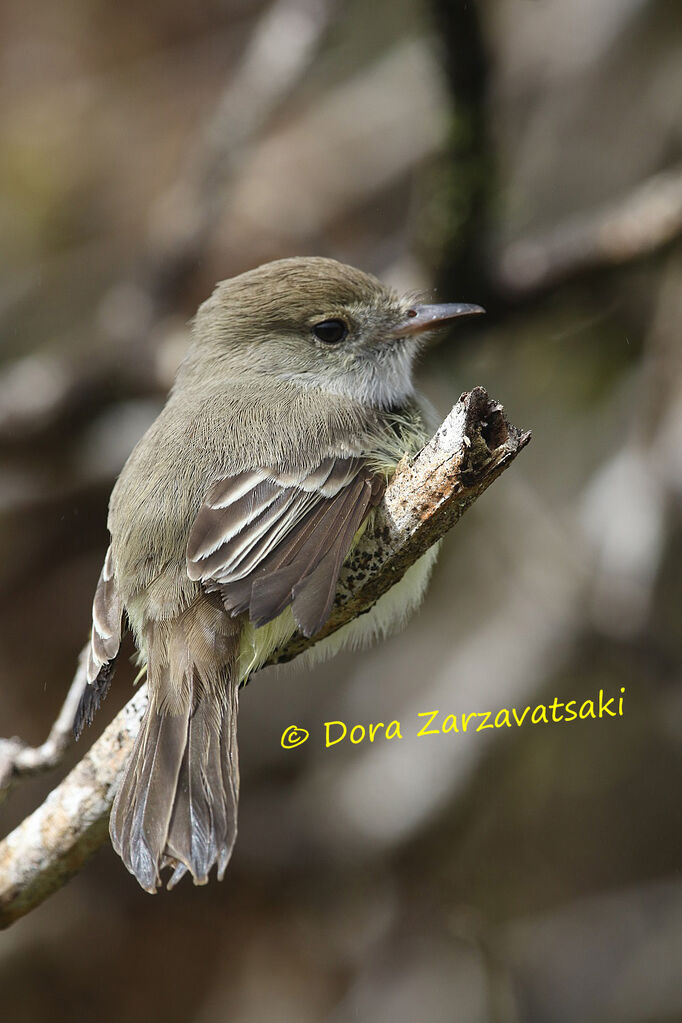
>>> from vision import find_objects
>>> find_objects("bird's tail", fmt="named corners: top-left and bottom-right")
top-left (110, 598), bottom-right (240, 893)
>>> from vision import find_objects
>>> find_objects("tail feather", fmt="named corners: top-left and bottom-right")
top-left (109, 598), bottom-right (240, 892)
top-left (215, 678), bottom-right (240, 879)
top-left (162, 682), bottom-right (239, 888)
top-left (111, 708), bottom-right (189, 892)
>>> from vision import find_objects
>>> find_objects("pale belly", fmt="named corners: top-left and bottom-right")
top-left (237, 543), bottom-right (440, 681)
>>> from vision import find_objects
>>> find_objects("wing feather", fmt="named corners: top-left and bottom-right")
top-left (187, 456), bottom-right (384, 637)
top-left (75, 545), bottom-right (124, 739)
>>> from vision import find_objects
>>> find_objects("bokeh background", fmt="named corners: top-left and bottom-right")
top-left (1, 0), bottom-right (681, 1020)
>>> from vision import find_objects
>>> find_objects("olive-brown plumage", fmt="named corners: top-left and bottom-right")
top-left (76, 257), bottom-right (483, 891)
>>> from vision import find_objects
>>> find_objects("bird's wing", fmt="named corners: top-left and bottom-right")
top-left (187, 456), bottom-right (385, 637)
top-left (74, 545), bottom-right (124, 738)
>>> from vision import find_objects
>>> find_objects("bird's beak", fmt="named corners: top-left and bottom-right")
top-left (389, 302), bottom-right (485, 338)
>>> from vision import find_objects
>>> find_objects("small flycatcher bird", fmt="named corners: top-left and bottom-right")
top-left (76, 257), bottom-right (483, 892)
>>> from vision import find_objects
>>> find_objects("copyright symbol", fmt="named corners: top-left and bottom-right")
top-left (281, 725), bottom-right (309, 749)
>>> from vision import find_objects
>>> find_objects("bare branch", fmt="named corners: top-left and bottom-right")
top-left (0, 388), bottom-right (529, 927)
top-left (0, 646), bottom-right (88, 804)
top-left (497, 166), bottom-right (682, 298)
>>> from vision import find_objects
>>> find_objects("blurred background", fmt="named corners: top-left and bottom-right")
top-left (1, 0), bottom-right (681, 1020)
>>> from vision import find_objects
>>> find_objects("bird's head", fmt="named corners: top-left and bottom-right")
top-left (182, 257), bottom-right (484, 408)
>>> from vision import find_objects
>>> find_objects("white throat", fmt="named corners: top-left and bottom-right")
top-left (283, 344), bottom-right (417, 410)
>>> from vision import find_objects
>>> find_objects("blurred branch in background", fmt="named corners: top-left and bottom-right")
top-left (145, 0), bottom-right (343, 301)
top-left (0, 645), bottom-right (88, 804)
top-left (0, 0), bottom-right (342, 446)
top-left (0, 389), bottom-right (529, 927)
top-left (497, 165), bottom-right (682, 299)
top-left (580, 253), bottom-right (682, 637)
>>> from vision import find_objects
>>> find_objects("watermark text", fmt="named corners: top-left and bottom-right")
top-left (280, 688), bottom-right (626, 749)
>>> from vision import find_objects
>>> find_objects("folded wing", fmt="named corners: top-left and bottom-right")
top-left (74, 545), bottom-right (124, 738)
top-left (187, 457), bottom-right (385, 637)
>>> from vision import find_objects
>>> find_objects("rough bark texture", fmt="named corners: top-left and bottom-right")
top-left (0, 387), bottom-right (529, 928)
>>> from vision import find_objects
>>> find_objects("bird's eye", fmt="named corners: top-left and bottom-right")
top-left (312, 319), bottom-right (348, 344)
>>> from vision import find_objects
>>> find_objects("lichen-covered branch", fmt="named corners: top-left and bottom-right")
top-left (0, 387), bottom-right (529, 928)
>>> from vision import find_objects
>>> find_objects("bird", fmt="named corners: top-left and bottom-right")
top-left (75, 256), bottom-right (483, 892)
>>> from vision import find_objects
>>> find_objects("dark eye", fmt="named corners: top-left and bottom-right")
top-left (312, 319), bottom-right (348, 344)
